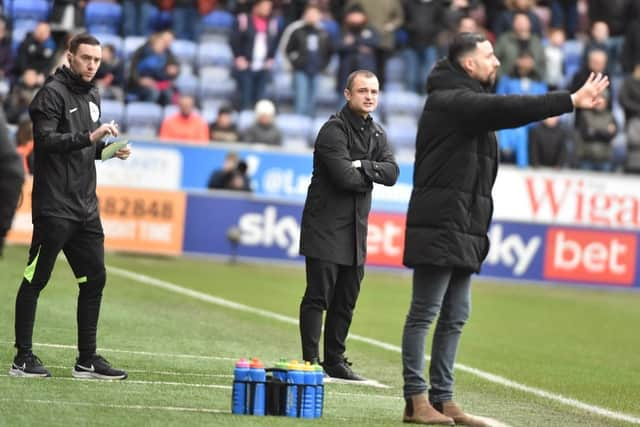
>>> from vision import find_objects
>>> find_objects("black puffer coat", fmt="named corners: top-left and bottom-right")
top-left (403, 59), bottom-right (573, 272)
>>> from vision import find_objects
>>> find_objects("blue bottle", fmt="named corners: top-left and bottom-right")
top-left (313, 364), bottom-right (324, 418)
top-left (249, 358), bottom-right (266, 416)
top-left (286, 361), bottom-right (305, 417)
top-left (302, 362), bottom-right (316, 418)
top-left (273, 359), bottom-right (289, 383)
top-left (232, 358), bottom-right (250, 415)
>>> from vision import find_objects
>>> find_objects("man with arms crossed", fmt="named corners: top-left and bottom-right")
top-left (299, 70), bottom-right (399, 380)
top-left (401, 33), bottom-right (609, 425)
top-left (10, 33), bottom-right (131, 380)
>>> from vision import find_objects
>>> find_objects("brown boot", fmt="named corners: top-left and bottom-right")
top-left (403, 394), bottom-right (455, 425)
top-left (437, 401), bottom-right (492, 427)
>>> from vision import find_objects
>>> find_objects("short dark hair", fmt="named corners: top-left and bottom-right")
top-left (448, 32), bottom-right (487, 64)
top-left (345, 69), bottom-right (377, 90)
top-left (69, 33), bottom-right (100, 54)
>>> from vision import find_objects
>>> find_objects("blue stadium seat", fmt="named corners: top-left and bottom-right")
top-left (10, 0), bottom-right (49, 22)
top-left (123, 36), bottom-right (147, 61)
top-left (563, 39), bottom-right (584, 86)
top-left (85, 1), bottom-right (122, 35)
top-left (386, 116), bottom-right (417, 149)
top-left (236, 109), bottom-right (255, 132)
top-left (315, 74), bottom-right (339, 107)
top-left (198, 66), bottom-right (236, 100)
top-left (124, 101), bottom-right (163, 136)
top-left (266, 71), bottom-right (293, 104)
top-left (171, 39), bottom-right (197, 66)
top-left (276, 113), bottom-right (313, 150)
top-left (93, 33), bottom-right (124, 58)
top-left (382, 91), bottom-right (424, 118)
top-left (385, 54), bottom-right (406, 83)
top-left (197, 40), bottom-right (233, 68)
top-left (100, 99), bottom-right (125, 125)
top-left (175, 71), bottom-right (198, 97)
top-left (200, 10), bottom-right (235, 35)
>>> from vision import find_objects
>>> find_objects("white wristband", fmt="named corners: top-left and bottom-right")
top-left (352, 160), bottom-right (362, 169)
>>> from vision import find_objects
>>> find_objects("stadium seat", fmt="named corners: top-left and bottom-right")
top-left (386, 116), bottom-right (417, 149)
top-left (198, 66), bottom-right (236, 100)
top-left (124, 101), bottom-right (163, 136)
top-left (563, 39), bottom-right (584, 87)
top-left (382, 91), bottom-right (424, 118)
top-left (85, 1), bottom-right (122, 35)
top-left (200, 10), bottom-right (235, 36)
top-left (175, 71), bottom-right (198, 97)
top-left (315, 75), bottom-right (339, 107)
top-left (276, 113), bottom-right (313, 146)
top-left (385, 54), bottom-right (406, 84)
top-left (100, 99), bottom-right (125, 125)
top-left (162, 104), bottom-right (202, 120)
top-left (93, 33), bottom-right (124, 58)
top-left (171, 39), bottom-right (197, 66)
top-left (10, 0), bottom-right (49, 23)
top-left (197, 40), bottom-right (233, 68)
top-left (123, 36), bottom-right (147, 61)
top-left (267, 71), bottom-right (293, 104)
top-left (236, 109), bottom-right (255, 132)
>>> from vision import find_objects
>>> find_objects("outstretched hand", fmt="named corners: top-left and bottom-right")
top-left (571, 72), bottom-right (610, 109)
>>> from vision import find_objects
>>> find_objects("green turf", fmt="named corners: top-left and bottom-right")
top-left (1, 244), bottom-right (639, 426)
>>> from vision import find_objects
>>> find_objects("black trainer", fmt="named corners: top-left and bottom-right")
top-left (9, 352), bottom-right (51, 378)
top-left (72, 354), bottom-right (128, 380)
top-left (322, 358), bottom-right (364, 381)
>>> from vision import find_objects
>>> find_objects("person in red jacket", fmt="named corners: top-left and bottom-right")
top-left (159, 94), bottom-right (209, 143)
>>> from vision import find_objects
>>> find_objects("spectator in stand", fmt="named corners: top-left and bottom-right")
top-left (494, 12), bottom-right (545, 80)
top-left (122, 1), bottom-right (156, 36)
top-left (159, 94), bottom-right (210, 143)
top-left (242, 99), bottom-right (282, 146)
top-left (128, 29), bottom-right (180, 104)
top-left (15, 117), bottom-right (34, 175)
top-left (0, 17), bottom-right (12, 82)
top-left (336, 5), bottom-right (379, 94)
top-left (402, 0), bottom-right (447, 94)
top-left (285, 4), bottom-right (333, 116)
top-left (549, 0), bottom-right (578, 40)
top-left (528, 115), bottom-right (572, 167)
top-left (493, 0), bottom-right (542, 38)
top-left (496, 51), bottom-right (548, 166)
top-left (4, 70), bottom-right (43, 125)
top-left (583, 21), bottom-right (616, 75)
top-left (621, 18), bottom-right (640, 74)
top-left (95, 44), bottom-right (125, 101)
top-left (544, 27), bottom-right (566, 90)
top-left (210, 106), bottom-right (240, 142)
top-left (575, 91), bottom-right (617, 171)
top-left (207, 151), bottom-right (251, 192)
top-left (619, 63), bottom-right (640, 172)
top-left (457, 15), bottom-right (479, 34)
top-left (173, 0), bottom-right (199, 40)
top-left (0, 108), bottom-right (24, 258)
top-left (14, 22), bottom-right (56, 80)
top-left (230, 0), bottom-right (281, 110)
top-left (49, 0), bottom-right (86, 33)
top-left (589, 0), bottom-right (637, 75)
top-left (344, 0), bottom-right (403, 88)
top-left (570, 48), bottom-right (609, 126)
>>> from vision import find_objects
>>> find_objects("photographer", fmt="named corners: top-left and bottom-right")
top-left (207, 152), bottom-right (251, 192)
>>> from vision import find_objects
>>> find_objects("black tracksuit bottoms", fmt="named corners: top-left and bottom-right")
top-left (14, 216), bottom-right (106, 359)
top-left (299, 257), bottom-right (364, 364)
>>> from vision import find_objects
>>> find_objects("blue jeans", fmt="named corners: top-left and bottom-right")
top-left (122, 1), bottom-right (155, 36)
top-left (236, 69), bottom-right (269, 110)
top-left (293, 71), bottom-right (318, 117)
top-left (402, 265), bottom-right (471, 401)
top-left (403, 46), bottom-right (439, 94)
top-left (550, 0), bottom-right (578, 39)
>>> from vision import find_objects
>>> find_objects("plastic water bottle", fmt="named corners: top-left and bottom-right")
top-left (286, 361), bottom-right (305, 417)
top-left (302, 362), bottom-right (316, 418)
top-left (313, 363), bottom-right (324, 418)
top-left (249, 358), bottom-right (266, 416)
top-left (273, 359), bottom-right (289, 383)
top-left (232, 358), bottom-right (250, 414)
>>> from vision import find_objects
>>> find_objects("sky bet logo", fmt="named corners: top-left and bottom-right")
top-left (237, 206), bottom-right (301, 257)
top-left (486, 224), bottom-right (541, 276)
top-left (543, 228), bottom-right (636, 286)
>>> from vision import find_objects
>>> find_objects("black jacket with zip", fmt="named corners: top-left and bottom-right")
top-left (403, 59), bottom-right (573, 272)
top-left (29, 66), bottom-right (105, 222)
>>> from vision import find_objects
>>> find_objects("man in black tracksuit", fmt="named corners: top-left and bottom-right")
top-left (299, 70), bottom-right (399, 380)
top-left (10, 34), bottom-right (131, 379)
top-left (400, 33), bottom-right (609, 425)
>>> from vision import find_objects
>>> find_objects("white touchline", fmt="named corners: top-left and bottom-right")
top-left (106, 265), bottom-right (640, 425)
top-left (0, 397), bottom-right (225, 414)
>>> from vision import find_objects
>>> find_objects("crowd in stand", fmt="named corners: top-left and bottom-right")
top-left (1, 0), bottom-right (640, 175)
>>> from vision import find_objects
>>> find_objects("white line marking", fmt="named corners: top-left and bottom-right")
top-left (106, 265), bottom-right (640, 425)
top-left (47, 366), bottom-right (233, 378)
top-left (25, 341), bottom-right (236, 361)
top-left (324, 377), bottom-right (390, 389)
top-left (0, 397), bottom-right (224, 414)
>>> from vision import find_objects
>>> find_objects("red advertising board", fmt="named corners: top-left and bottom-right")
top-left (543, 228), bottom-right (636, 286)
top-left (366, 212), bottom-right (406, 267)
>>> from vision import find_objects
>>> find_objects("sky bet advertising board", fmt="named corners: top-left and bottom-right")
top-left (183, 192), bottom-right (640, 289)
